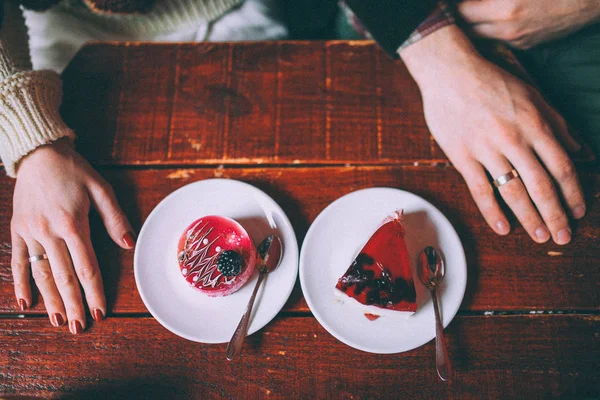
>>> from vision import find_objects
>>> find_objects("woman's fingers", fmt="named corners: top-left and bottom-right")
top-left (17, 216), bottom-right (108, 331)
top-left (454, 158), bottom-right (511, 235)
top-left (10, 232), bottom-right (31, 310)
top-left (63, 220), bottom-right (106, 322)
top-left (484, 155), bottom-right (551, 243)
top-left (41, 238), bottom-right (86, 334)
top-left (24, 239), bottom-right (66, 327)
top-left (87, 179), bottom-right (136, 250)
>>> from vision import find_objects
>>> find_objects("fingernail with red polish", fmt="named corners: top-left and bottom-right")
top-left (18, 298), bottom-right (27, 311)
top-left (122, 232), bottom-right (136, 249)
top-left (52, 313), bottom-right (65, 327)
top-left (93, 309), bottom-right (104, 322)
top-left (70, 320), bottom-right (83, 335)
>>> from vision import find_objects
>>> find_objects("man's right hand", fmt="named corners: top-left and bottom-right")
top-left (400, 25), bottom-right (586, 244)
top-left (11, 139), bottom-right (135, 334)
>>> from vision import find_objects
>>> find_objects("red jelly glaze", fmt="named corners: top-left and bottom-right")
top-left (177, 216), bottom-right (256, 297)
top-left (336, 212), bottom-right (417, 312)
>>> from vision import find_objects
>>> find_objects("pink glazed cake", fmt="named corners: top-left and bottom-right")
top-left (177, 215), bottom-right (256, 297)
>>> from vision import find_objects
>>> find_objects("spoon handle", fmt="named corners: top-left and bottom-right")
top-left (226, 271), bottom-right (267, 361)
top-left (431, 288), bottom-right (451, 381)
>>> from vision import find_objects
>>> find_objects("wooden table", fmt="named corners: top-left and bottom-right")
top-left (1, 42), bottom-right (598, 399)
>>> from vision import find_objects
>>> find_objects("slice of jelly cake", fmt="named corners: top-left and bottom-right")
top-left (335, 211), bottom-right (417, 318)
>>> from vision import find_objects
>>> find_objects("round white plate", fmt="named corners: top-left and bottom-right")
top-left (300, 187), bottom-right (467, 354)
top-left (134, 179), bottom-right (298, 343)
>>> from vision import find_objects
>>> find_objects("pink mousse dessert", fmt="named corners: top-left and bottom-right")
top-left (177, 215), bottom-right (256, 297)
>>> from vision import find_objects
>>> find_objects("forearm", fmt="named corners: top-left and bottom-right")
top-left (399, 25), bottom-right (482, 92)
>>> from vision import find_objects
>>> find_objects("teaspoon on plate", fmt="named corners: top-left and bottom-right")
top-left (418, 246), bottom-right (451, 382)
top-left (226, 234), bottom-right (283, 361)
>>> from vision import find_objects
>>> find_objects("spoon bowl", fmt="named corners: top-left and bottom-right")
top-left (418, 246), bottom-right (445, 289)
top-left (257, 234), bottom-right (283, 274)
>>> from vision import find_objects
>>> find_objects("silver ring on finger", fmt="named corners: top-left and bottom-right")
top-left (493, 169), bottom-right (520, 188)
top-left (28, 254), bottom-right (48, 263)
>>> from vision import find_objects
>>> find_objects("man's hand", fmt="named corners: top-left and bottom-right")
top-left (458, 0), bottom-right (600, 49)
top-left (400, 25), bottom-right (586, 244)
top-left (11, 139), bottom-right (135, 333)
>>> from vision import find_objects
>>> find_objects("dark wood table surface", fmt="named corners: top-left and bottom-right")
top-left (0, 41), bottom-right (598, 399)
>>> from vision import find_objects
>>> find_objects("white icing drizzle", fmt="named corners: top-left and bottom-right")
top-left (179, 221), bottom-right (235, 288)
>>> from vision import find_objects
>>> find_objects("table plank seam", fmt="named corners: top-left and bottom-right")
top-left (1, 310), bottom-right (599, 318)
top-left (3, 162), bottom-right (598, 171)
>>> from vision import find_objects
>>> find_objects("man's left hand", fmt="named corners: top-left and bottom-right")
top-left (458, 0), bottom-right (600, 49)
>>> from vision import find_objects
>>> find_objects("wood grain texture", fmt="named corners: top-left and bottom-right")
top-left (1, 168), bottom-right (598, 314)
top-left (1, 41), bottom-right (599, 400)
top-left (0, 315), bottom-right (597, 399)
top-left (167, 44), bottom-right (230, 162)
top-left (60, 42), bottom-right (434, 165)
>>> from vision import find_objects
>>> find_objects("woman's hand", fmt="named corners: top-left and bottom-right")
top-left (458, 0), bottom-right (600, 49)
top-left (11, 139), bottom-right (135, 334)
top-left (401, 26), bottom-right (586, 244)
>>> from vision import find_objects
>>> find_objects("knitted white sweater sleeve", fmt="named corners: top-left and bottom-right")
top-left (0, 2), bottom-right (75, 178)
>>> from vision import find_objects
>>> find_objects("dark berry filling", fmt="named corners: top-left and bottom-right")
top-left (337, 252), bottom-right (416, 308)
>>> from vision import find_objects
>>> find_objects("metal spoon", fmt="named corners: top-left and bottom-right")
top-left (418, 246), bottom-right (451, 382)
top-left (226, 234), bottom-right (283, 361)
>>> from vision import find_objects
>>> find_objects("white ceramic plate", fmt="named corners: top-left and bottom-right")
top-left (300, 187), bottom-right (467, 354)
top-left (134, 179), bottom-right (298, 343)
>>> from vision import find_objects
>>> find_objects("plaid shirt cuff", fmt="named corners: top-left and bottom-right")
top-left (340, 1), bottom-right (455, 53)
top-left (396, 1), bottom-right (455, 54)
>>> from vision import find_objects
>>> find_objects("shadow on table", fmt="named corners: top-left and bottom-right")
top-left (89, 211), bottom-right (121, 312)
top-left (453, 223), bottom-right (479, 310)
top-left (244, 178), bottom-right (309, 310)
top-left (248, 178), bottom-right (310, 245)
top-left (62, 377), bottom-right (198, 400)
top-left (420, 197), bottom-right (480, 311)
top-left (89, 170), bottom-right (142, 313)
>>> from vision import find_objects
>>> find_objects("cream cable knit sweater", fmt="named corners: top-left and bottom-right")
top-left (0, 0), bottom-right (242, 177)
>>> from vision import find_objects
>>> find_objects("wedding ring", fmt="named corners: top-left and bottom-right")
top-left (493, 169), bottom-right (520, 188)
top-left (28, 254), bottom-right (48, 263)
